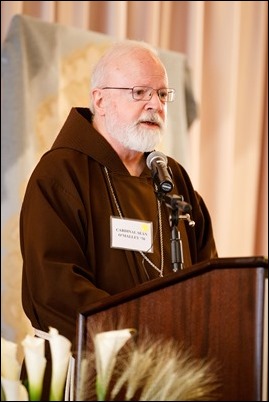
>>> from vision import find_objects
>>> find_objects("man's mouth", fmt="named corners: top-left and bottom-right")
top-left (140, 120), bottom-right (160, 128)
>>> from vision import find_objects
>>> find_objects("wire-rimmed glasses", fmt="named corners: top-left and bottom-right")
top-left (102, 86), bottom-right (175, 102)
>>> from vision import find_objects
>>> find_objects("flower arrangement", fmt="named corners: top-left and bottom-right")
top-left (1, 327), bottom-right (220, 401)
top-left (1, 328), bottom-right (72, 401)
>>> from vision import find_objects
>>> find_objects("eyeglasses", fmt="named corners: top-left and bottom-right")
top-left (102, 86), bottom-right (175, 102)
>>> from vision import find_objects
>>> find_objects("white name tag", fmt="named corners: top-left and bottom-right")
top-left (110, 216), bottom-right (153, 252)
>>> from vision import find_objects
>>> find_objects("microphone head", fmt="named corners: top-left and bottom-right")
top-left (146, 151), bottom-right (173, 193)
top-left (146, 151), bottom-right (168, 169)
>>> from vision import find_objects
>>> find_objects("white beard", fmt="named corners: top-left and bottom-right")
top-left (106, 112), bottom-right (166, 152)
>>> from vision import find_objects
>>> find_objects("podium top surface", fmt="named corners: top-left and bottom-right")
top-left (79, 255), bottom-right (268, 317)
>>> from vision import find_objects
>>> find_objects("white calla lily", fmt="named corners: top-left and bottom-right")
top-left (1, 337), bottom-right (21, 381)
top-left (1, 337), bottom-right (28, 401)
top-left (48, 327), bottom-right (72, 401)
top-left (21, 335), bottom-right (47, 401)
top-left (94, 329), bottom-right (136, 401)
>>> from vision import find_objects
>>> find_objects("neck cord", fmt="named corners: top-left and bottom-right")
top-left (104, 166), bottom-right (164, 277)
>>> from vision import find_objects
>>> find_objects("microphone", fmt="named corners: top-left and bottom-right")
top-left (146, 151), bottom-right (174, 193)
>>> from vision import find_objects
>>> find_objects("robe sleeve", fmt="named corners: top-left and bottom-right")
top-left (20, 168), bottom-right (109, 347)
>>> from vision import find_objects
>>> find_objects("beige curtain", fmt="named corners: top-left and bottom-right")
top-left (1, 1), bottom-right (268, 343)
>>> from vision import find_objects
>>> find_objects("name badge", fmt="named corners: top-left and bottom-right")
top-left (110, 216), bottom-right (153, 252)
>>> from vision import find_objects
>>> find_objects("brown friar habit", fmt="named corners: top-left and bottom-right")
top-left (20, 107), bottom-right (218, 347)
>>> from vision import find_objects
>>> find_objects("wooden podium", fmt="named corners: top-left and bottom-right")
top-left (75, 256), bottom-right (268, 401)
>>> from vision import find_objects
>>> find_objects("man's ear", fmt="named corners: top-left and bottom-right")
top-left (92, 88), bottom-right (106, 115)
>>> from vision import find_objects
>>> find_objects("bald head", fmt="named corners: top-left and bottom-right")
top-left (90, 40), bottom-right (168, 94)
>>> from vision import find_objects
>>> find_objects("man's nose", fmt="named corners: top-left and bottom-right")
top-left (146, 90), bottom-right (163, 109)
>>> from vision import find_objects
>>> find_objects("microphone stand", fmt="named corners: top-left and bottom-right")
top-left (156, 192), bottom-right (195, 273)
top-left (170, 203), bottom-right (184, 272)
